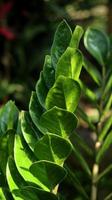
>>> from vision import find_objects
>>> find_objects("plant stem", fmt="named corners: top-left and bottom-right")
top-left (91, 64), bottom-right (106, 200)
top-left (91, 142), bottom-right (101, 200)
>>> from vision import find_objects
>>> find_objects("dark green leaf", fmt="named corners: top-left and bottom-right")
top-left (29, 92), bottom-right (44, 133)
top-left (51, 20), bottom-right (72, 69)
top-left (66, 166), bottom-right (89, 199)
top-left (84, 28), bottom-right (110, 66)
top-left (13, 186), bottom-right (58, 200)
top-left (21, 111), bottom-right (40, 151)
top-left (43, 55), bottom-right (55, 89)
top-left (71, 144), bottom-right (91, 176)
top-left (36, 72), bottom-right (49, 108)
top-left (34, 133), bottom-right (72, 165)
top-left (30, 160), bottom-right (66, 191)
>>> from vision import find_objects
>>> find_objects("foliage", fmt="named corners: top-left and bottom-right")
top-left (0, 19), bottom-right (112, 200)
top-left (0, 0), bottom-right (109, 108)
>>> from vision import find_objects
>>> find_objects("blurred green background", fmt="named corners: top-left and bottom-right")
top-left (0, 0), bottom-right (111, 109)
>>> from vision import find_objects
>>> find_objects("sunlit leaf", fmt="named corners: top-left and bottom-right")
top-left (34, 133), bottom-right (72, 165)
top-left (40, 106), bottom-right (77, 138)
top-left (46, 76), bottom-right (81, 112)
top-left (56, 47), bottom-right (82, 80)
top-left (69, 25), bottom-right (84, 48)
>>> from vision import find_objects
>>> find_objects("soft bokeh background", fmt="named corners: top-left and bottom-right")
top-left (0, 0), bottom-right (111, 109)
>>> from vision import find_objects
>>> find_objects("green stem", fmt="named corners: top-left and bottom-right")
top-left (91, 65), bottom-right (106, 200)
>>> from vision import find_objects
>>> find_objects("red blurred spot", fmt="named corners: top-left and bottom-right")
top-left (0, 27), bottom-right (15, 40)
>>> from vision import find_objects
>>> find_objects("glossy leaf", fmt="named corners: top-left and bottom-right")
top-left (21, 111), bottom-right (40, 151)
top-left (69, 25), bottom-right (84, 48)
top-left (29, 92), bottom-right (44, 133)
top-left (34, 133), bottom-right (72, 165)
top-left (6, 157), bottom-right (26, 200)
top-left (13, 186), bottom-right (58, 200)
top-left (43, 55), bottom-right (55, 89)
top-left (36, 72), bottom-right (48, 108)
top-left (30, 160), bottom-right (66, 191)
top-left (40, 106), bottom-right (77, 138)
top-left (46, 76), bottom-right (81, 112)
top-left (56, 47), bottom-right (83, 80)
top-left (51, 20), bottom-right (72, 69)
top-left (14, 134), bottom-right (48, 191)
top-left (84, 28), bottom-right (110, 66)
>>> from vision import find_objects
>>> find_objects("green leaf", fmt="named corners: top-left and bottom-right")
top-left (71, 143), bottom-right (91, 176)
top-left (104, 193), bottom-right (112, 200)
top-left (51, 20), bottom-right (72, 69)
top-left (79, 80), bottom-right (97, 102)
top-left (40, 106), bottom-right (77, 138)
top-left (69, 25), bottom-right (84, 48)
top-left (103, 74), bottom-right (112, 96)
top-left (43, 55), bottom-right (55, 89)
top-left (46, 76), bottom-right (81, 112)
top-left (83, 58), bottom-right (101, 86)
top-left (0, 129), bottom-right (15, 175)
top-left (76, 107), bottom-right (95, 131)
top-left (21, 111), bottom-right (40, 151)
top-left (30, 160), bottom-right (66, 191)
top-left (0, 101), bottom-right (19, 135)
top-left (14, 134), bottom-right (48, 191)
top-left (66, 166), bottom-right (89, 199)
top-left (103, 94), bottom-right (112, 114)
top-left (96, 131), bottom-right (112, 163)
top-left (13, 186), bottom-right (58, 200)
top-left (29, 92), bottom-right (44, 133)
top-left (72, 131), bottom-right (93, 156)
top-left (99, 116), bottom-right (112, 141)
top-left (34, 133), bottom-right (72, 165)
top-left (84, 28), bottom-right (110, 66)
top-left (56, 47), bottom-right (83, 80)
top-left (95, 164), bottom-right (112, 183)
top-left (36, 72), bottom-right (49, 108)
top-left (6, 157), bottom-right (26, 200)
top-left (0, 188), bottom-right (6, 200)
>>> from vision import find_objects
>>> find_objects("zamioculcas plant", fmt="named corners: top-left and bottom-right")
top-left (0, 20), bottom-right (112, 200)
